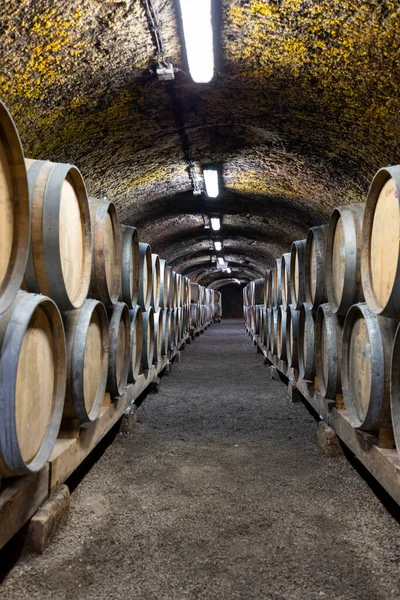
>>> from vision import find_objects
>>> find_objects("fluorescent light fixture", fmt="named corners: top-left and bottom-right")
top-left (179, 0), bottom-right (214, 84)
top-left (214, 241), bottom-right (222, 251)
top-left (227, 267), bottom-right (231, 273)
top-left (204, 169), bottom-right (219, 197)
top-left (210, 217), bottom-right (220, 231)
top-left (217, 256), bottom-right (224, 265)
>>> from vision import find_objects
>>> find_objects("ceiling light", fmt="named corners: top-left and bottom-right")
top-left (227, 267), bottom-right (231, 273)
top-left (179, 0), bottom-right (214, 84)
top-left (217, 256), bottom-right (224, 265)
top-left (204, 169), bottom-right (219, 197)
top-left (214, 241), bottom-right (222, 251)
top-left (210, 217), bottom-right (220, 231)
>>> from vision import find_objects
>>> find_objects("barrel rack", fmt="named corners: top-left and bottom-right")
top-left (0, 324), bottom-right (213, 551)
top-left (246, 326), bottom-right (400, 506)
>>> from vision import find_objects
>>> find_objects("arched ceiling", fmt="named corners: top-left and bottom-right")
top-left (1, 0), bottom-right (399, 286)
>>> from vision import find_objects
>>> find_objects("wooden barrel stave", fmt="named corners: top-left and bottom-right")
top-left (273, 258), bottom-right (282, 307)
top-left (277, 305), bottom-right (287, 361)
top-left (141, 308), bottom-right (155, 371)
top-left (315, 303), bottom-right (343, 398)
top-left (290, 239), bottom-right (306, 310)
top-left (138, 242), bottom-right (153, 312)
top-left (281, 253), bottom-right (291, 310)
top-left (305, 225), bottom-right (328, 310)
top-left (151, 254), bottom-right (161, 309)
top-left (286, 305), bottom-right (300, 369)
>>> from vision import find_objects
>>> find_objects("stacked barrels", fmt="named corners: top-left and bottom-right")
top-left (244, 164), bottom-right (400, 457)
top-left (190, 283), bottom-right (221, 330)
top-left (0, 100), bottom-right (222, 477)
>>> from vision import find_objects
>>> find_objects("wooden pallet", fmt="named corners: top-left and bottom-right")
top-left (0, 336), bottom-right (188, 550)
top-left (249, 330), bottom-right (400, 506)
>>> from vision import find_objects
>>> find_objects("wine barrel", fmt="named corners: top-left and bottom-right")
top-left (259, 307), bottom-right (265, 346)
top-left (290, 239), bottom-right (306, 310)
top-left (361, 167), bottom-right (400, 318)
top-left (141, 308), bottom-right (155, 371)
top-left (161, 308), bottom-right (170, 356)
top-left (88, 196), bottom-right (120, 306)
top-left (391, 323), bottom-right (400, 455)
top-left (153, 309), bottom-right (163, 363)
top-left (269, 307), bottom-right (278, 355)
top-left (298, 303), bottom-right (316, 381)
top-left (266, 269), bottom-right (274, 308)
top-left (315, 303), bottom-right (343, 398)
top-left (25, 159), bottom-right (92, 311)
top-left (254, 278), bottom-right (265, 305)
top-left (326, 204), bottom-right (364, 315)
top-left (255, 304), bottom-right (262, 337)
top-left (0, 291), bottom-right (66, 476)
top-left (169, 307), bottom-right (178, 350)
top-left (305, 225), bottom-right (328, 310)
top-left (286, 305), bottom-right (300, 369)
top-left (191, 303), bottom-right (200, 328)
top-left (191, 282), bottom-right (201, 305)
top-left (151, 254), bottom-right (161, 309)
top-left (120, 225), bottom-right (139, 309)
top-left (159, 259), bottom-right (169, 309)
top-left (107, 302), bottom-right (130, 397)
top-left (176, 274), bottom-right (182, 308)
top-left (342, 303), bottom-right (396, 430)
top-left (64, 299), bottom-right (109, 423)
top-left (273, 258), bottom-right (282, 307)
top-left (0, 102), bottom-right (30, 315)
top-left (128, 305), bottom-right (143, 382)
top-left (276, 305), bottom-right (287, 361)
top-left (138, 242), bottom-right (152, 311)
top-left (281, 253), bottom-right (291, 310)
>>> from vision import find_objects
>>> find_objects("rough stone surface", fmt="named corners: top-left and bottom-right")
top-left (1, 1), bottom-right (399, 286)
top-left (26, 485), bottom-right (70, 555)
top-left (2, 320), bottom-right (400, 599)
top-left (316, 421), bottom-right (342, 457)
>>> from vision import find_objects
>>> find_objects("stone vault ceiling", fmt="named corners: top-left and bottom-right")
top-left (1, 0), bottom-right (399, 286)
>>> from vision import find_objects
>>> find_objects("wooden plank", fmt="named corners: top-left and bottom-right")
top-left (0, 466), bottom-right (50, 549)
top-left (254, 335), bottom-right (400, 506)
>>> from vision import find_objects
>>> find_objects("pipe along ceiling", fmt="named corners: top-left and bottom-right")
top-left (1, 1), bottom-right (399, 288)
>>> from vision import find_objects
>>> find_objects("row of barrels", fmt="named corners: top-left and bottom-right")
top-left (0, 100), bottom-right (222, 478)
top-left (244, 163), bottom-right (400, 457)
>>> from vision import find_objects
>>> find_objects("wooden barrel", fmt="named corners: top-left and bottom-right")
top-left (326, 204), bottom-right (364, 315)
top-left (64, 299), bottom-right (109, 423)
top-left (259, 307), bottom-right (265, 346)
top-left (0, 291), bottom-right (66, 476)
top-left (161, 308), bottom-right (170, 356)
top-left (254, 278), bottom-right (265, 305)
top-left (107, 302), bottom-right (130, 397)
top-left (151, 254), bottom-right (161, 309)
top-left (361, 167), bottom-right (400, 318)
top-left (159, 259), bottom-right (169, 309)
top-left (169, 307), bottom-right (178, 350)
top-left (138, 242), bottom-right (152, 312)
top-left (298, 303), bottom-right (316, 381)
top-left (266, 269), bottom-right (274, 308)
top-left (391, 323), bottom-right (400, 455)
top-left (191, 303), bottom-right (200, 328)
top-left (276, 305), bottom-right (287, 361)
top-left (25, 159), bottom-right (92, 311)
top-left (141, 308), bottom-right (155, 371)
top-left (290, 239), bottom-right (306, 310)
top-left (128, 305), bottom-right (143, 382)
top-left (342, 303), bottom-right (396, 430)
top-left (153, 309), bottom-right (163, 363)
top-left (0, 102), bottom-right (30, 315)
top-left (305, 225), bottom-right (328, 310)
top-left (286, 305), bottom-right (300, 369)
top-left (263, 308), bottom-right (270, 348)
top-left (191, 282), bottom-right (200, 305)
top-left (88, 196), bottom-right (120, 306)
top-left (120, 225), bottom-right (139, 309)
top-left (269, 307), bottom-right (278, 355)
top-left (175, 274), bottom-right (182, 308)
top-left (281, 253), bottom-right (291, 310)
top-left (255, 304), bottom-right (262, 336)
top-left (315, 303), bottom-right (343, 398)
top-left (273, 258), bottom-right (282, 307)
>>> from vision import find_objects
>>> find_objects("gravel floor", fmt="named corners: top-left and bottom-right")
top-left (1, 319), bottom-right (400, 600)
